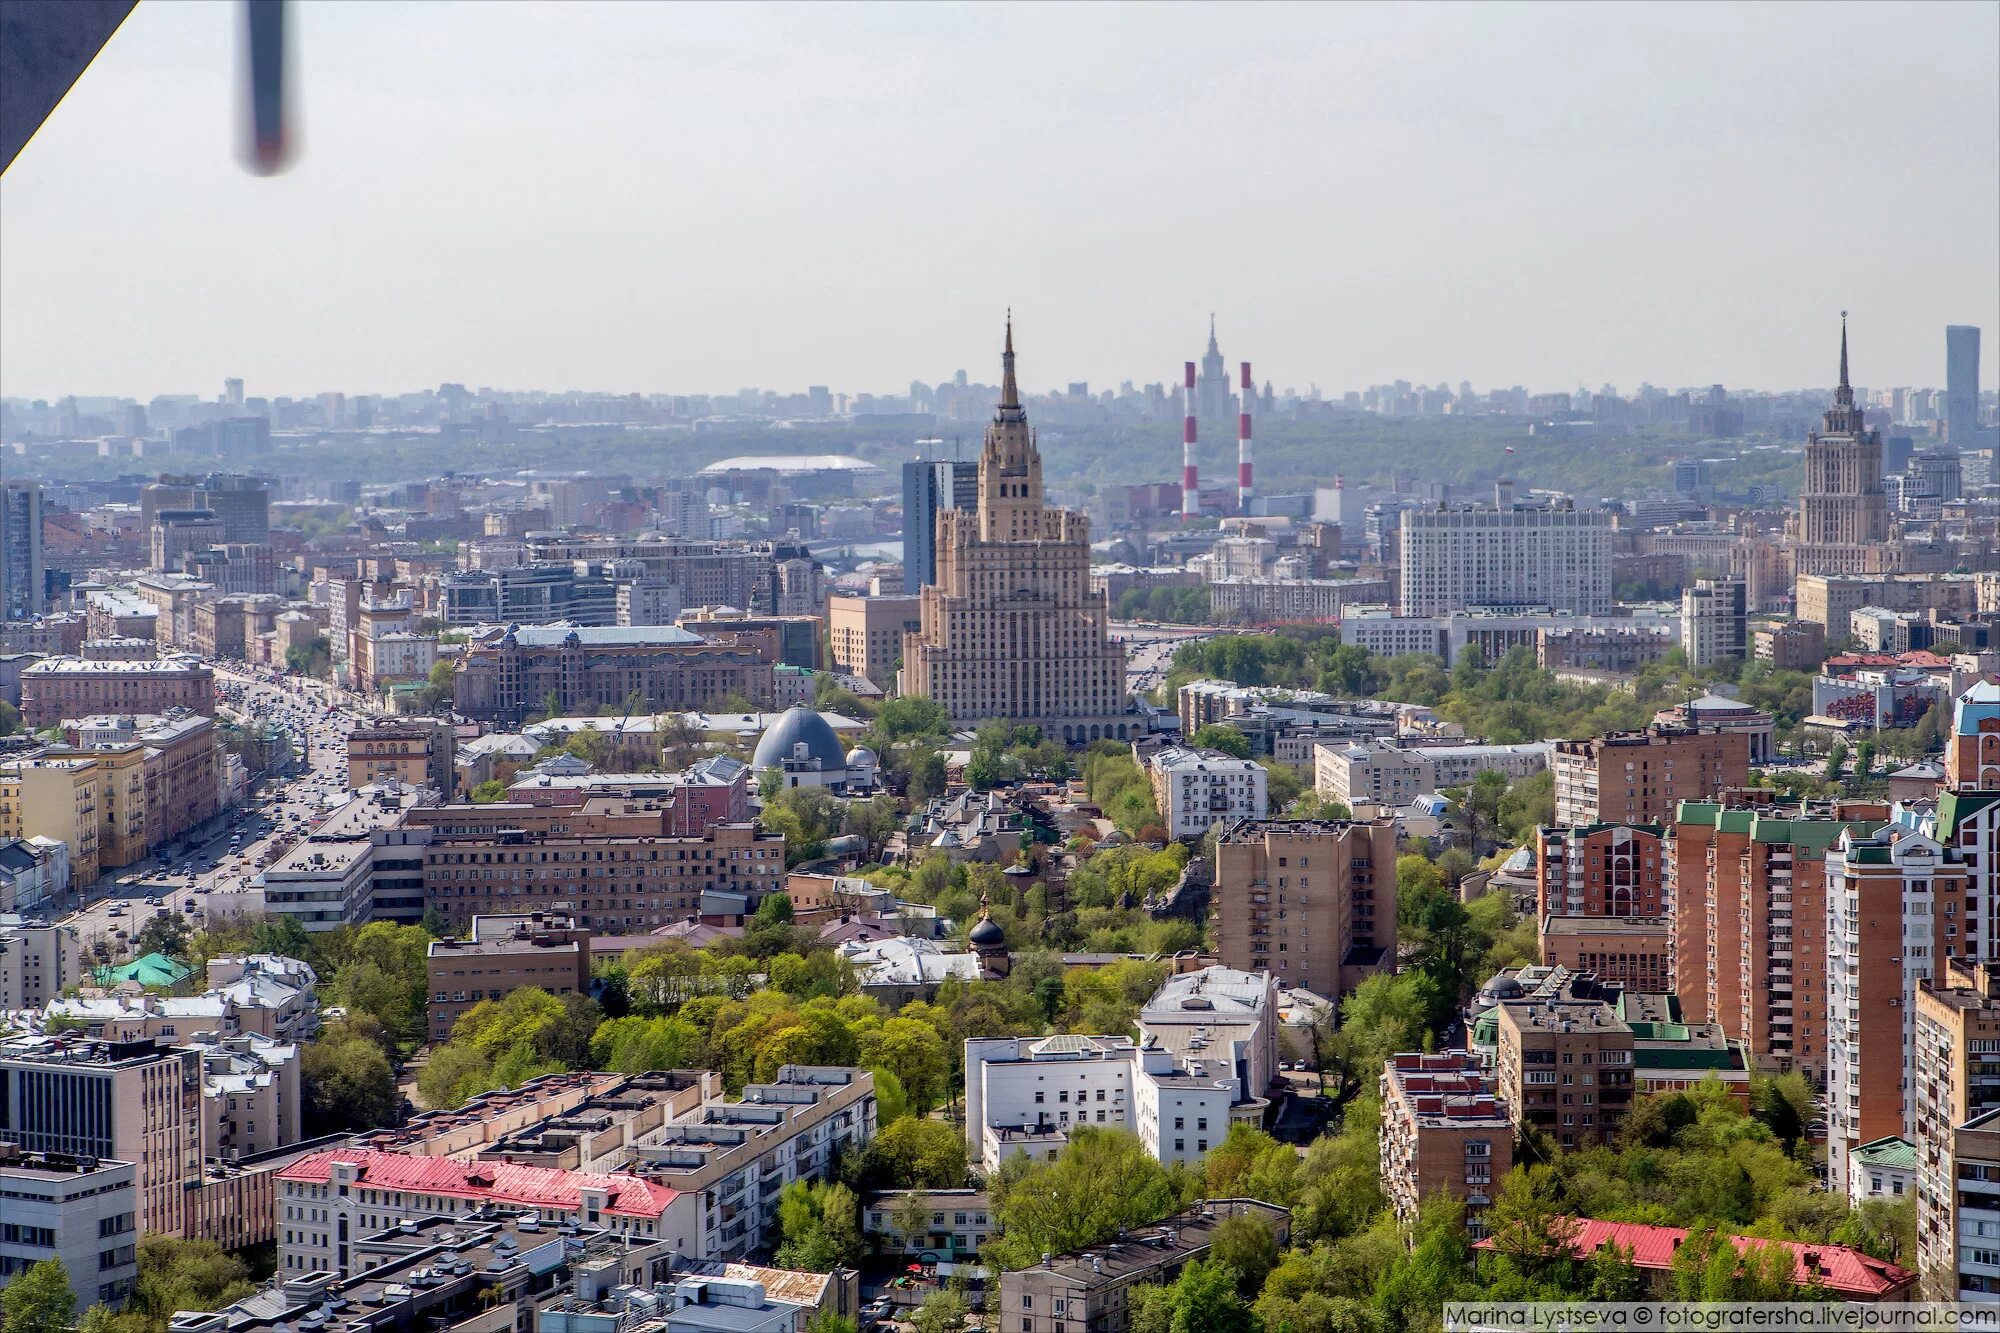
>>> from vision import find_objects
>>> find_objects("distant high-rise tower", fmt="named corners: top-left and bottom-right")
top-left (902, 457), bottom-right (978, 593)
top-left (1796, 316), bottom-right (1891, 577)
top-left (1, 479), bottom-right (44, 622)
top-left (1946, 325), bottom-right (1981, 446)
top-left (224, 377), bottom-right (245, 406)
top-left (1196, 315), bottom-right (1233, 420)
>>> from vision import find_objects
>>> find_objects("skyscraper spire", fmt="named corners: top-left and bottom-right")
top-left (1207, 313), bottom-right (1219, 354)
top-left (998, 310), bottom-right (1020, 414)
top-left (1833, 310), bottom-right (1855, 410)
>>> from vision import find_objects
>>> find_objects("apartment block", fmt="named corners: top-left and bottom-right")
top-left (0, 755), bottom-right (104, 883)
top-left (0, 838), bottom-right (70, 914)
top-left (277, 1148), bottom-right (690, 1277)
top-left (1825, 824), bottom-right (1971, 1199)
top-left (1493, 999), bottom-right (1636, 1150)
top-left (1211, 817), bottom-right (1397, 999)
top-left (1922, 1106), bottom-right (2000, 1300)
top-left (17, 655), bottom-right (215, 727)
top-left (863, 1188), bottom-right (993, 1264)
top-left (427, 912), bottom-right (592, 1042)
top-left (1667, 797), bottom-right (1884, 1070)
top-left (0, 915), bottom-right (82, 1009)
top-left (1552, 726), bottom-right (1750, 826)
top-left (1536, 823), bottom-right (1665, 919)
top-left (1755, 620), bottom-right (1828, 672)
top-left (471, 1065), bottom-right (876, 1262)
top-left (1379, 1052), bottom-right (1512, 1237)
top-left (1144, 746), bottom-right (1268, 839)
top-left (0, 1146), bottom-right (138, 1305)
top-left (1913, 962), bottom-right (2000, 1294)
top-left (0, 1035), bottom-right (202, 1236)
top-left (346, 718), bottom-right (455, 793)
top-left (826, 593), bottom-right (921, 686)
top-left (421, 820), bottom-right (784, 935)
top-left (1315, 739), bottom-right (1548, 807)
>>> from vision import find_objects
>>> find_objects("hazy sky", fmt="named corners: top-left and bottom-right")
top-left (2, 1), bottom-right (1995, 403)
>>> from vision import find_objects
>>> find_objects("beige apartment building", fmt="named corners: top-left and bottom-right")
top-left (1211, 817), bottom-right (1397, 999)
top-left (1494, 999), bottom-right (1636, 1151)
top-left (427, 912), bottom-right (593, 1041)
top-left (899, 326), bottom-right (1131, 740)
top-left (0, 756), bottom-right (104, 883)
top-left (826, 593), bottom-right (921, 687)
top-left (1379, 1052), bottom-right (1513, 1238)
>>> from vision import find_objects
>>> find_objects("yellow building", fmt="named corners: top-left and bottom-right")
top-left (0, 756), bottom-right (105, 884)
top-left (899, 323), bottom-right (1130, 741)
top-left (827, 593), bottom-right (920, 687)
top-left (92, 744), bottom-right (150, 872)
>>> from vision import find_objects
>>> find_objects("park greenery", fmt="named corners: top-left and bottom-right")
top-left (1159, 632), bottom-right (1886, 755)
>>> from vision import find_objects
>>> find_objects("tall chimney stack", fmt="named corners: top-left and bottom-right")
top-left (1237, 361), bottom-right (1254, 506)
top-left (1182, 362), bottom-right (1199, 523)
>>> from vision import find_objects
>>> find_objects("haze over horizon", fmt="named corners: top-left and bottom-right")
top-left (1, 1), bottom-right (1995, 403)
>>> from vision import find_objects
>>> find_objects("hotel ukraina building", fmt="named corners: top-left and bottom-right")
top-left (900, 322), bottom-right (1133, 741)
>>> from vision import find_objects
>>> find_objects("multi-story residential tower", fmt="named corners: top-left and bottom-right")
top-left (1211, 817), bottom-right (1396, 999)
top-left (1797, 319), bottom-right (1892, 576)
top-left (1667, 797), bottom-right (1884, 1071)
top-left (1946, 324), bottom-right (1981, 447)
top-left (1536, 823), bottom-right (1665, 919)
top-left (1680, 577), bottom-right (1747, 667)
top-left (1398, 487), bottom-right (1612, 617)
top-left (1, 479), bottom-right (44, 623)
top-left (1144, 746), bottom-right (1268, 839)
top-left (1913, 961), bottom-right (2000, 1296)
top-left (1379, 1052), bottom-right (1513, 1237)
top-left (1825, 824), bottom-right (1970, 1198)
top-left (1493, 999), bottom-right (1635, 1150)
top-left (1552, 725), bottom-right (1750, 826)
top-left (900, 323), bottom-right (1130, 739)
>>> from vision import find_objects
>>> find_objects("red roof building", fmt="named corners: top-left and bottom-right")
top-left (1475, 1218), bottom-right (1914, 1302)
top-left (277, 1148), bottom-right (688, 1276)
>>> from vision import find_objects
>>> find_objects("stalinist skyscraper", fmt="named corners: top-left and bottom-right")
top-left (1796, 316), bottom-right (1892, 577)
top-left (901, 320), bottom-right (1132, 741)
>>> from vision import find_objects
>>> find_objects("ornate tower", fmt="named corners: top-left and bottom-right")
top-left (1796, 314), bottom-right (1891, 577)
top-left (899, 318), bottom-right (1131, 741)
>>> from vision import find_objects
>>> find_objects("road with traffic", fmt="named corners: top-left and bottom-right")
top-left (59, 665), bottom-right (364, 956)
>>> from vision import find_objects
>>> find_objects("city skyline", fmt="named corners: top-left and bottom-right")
top-left (1, 3), bottom-right (1994, 401)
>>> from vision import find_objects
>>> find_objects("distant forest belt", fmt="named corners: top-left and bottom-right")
top-left (6, 417), bottom-right (1803, 498)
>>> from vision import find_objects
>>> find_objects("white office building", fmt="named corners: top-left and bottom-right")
top-left (1399, 490), bottom-right (1612, 616)
top-left (0, 1148), bottom-right (138, 1305)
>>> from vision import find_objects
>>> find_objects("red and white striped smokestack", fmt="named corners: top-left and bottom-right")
top-left (1182, 361), bottom-right (1199, 522)
top-left (1238, 361), bottom-right (1254, 506)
